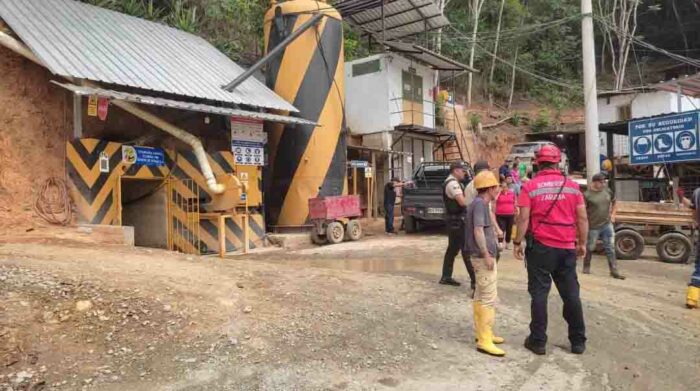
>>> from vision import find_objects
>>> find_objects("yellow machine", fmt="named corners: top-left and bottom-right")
top-left (263, 0), bottom-right (347, 228)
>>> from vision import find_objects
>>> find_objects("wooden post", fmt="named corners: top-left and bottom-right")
top-left (218, 214), bottom-right (226, 258)
top-left (73, 95), bottom-right (83, 138)
top-left (371, 152), bottom-right (378, 218)
top-left (244, 196), bottom-right (250, 254)
top-left (353, 167), bottom-right (357, 195)
top-left (366, 175), bottom-right (371, 218)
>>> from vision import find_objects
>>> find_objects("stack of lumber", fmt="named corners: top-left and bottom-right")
top-left (616, 201), bottom-right (695, 226)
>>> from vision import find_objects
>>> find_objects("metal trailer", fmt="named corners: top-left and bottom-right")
top-left (614, 201), bottom-right (695, 264)
top-left (308, 195), bottom-right (363, 245)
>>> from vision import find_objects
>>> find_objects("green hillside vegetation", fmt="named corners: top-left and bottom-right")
top-left (80, 0), bottom-right (700, 109)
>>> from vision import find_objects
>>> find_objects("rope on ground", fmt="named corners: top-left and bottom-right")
top-left (34, 177), bottom-right (72, 225)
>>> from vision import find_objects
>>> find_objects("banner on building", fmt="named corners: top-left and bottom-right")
top-left (122, 145), bottom-right (166, 166)
top-left (231, 117), bottom-right (266, 166)
top-left (629, 111), bottom-right (700, 165)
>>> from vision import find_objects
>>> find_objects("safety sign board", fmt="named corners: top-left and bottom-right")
top-left (232, 140), bottom-right (264, 166)
top-left (87, 96), bottom-right (98, 117)
top-left (629, 111), bottom-right (700, 165)
top-left (231, 116), bottom-right (266, 166)
top-left (121, 145), bottom-right (166, 166)
top-left (349, 160), bottom-right (369, 168)
top-left (364, 166), bottom-right (373, 178)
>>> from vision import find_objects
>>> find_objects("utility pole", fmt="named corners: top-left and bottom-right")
top-left (582, 0), bottom-right (600, 182)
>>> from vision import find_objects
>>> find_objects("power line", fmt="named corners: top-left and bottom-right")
top-left (445, 25), bottom-right (581, 90)
top-left (595, 16), bottom-right (700, 69)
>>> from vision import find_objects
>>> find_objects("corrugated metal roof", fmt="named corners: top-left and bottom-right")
top-left (0, 0), bottom-right (297, 112)
top-left (51, 82), bottom-right (315, 126)
top-left (384, 41), bottom-right (477, 72)
top-left (338, 0), bottom-right (449, 41)
top-left (654, 73), bottom-right (700, 98)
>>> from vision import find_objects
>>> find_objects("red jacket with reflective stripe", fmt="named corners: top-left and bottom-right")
top-left (517, 169), bottom-right (584, 249)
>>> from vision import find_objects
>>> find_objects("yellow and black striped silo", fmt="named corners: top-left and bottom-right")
top-left (263, 0), bottom-right (347, 228)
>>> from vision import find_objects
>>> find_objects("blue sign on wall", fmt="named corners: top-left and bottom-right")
top-left (629, 111), bottom-right (700, 165)
top-left (122, 145), bottom-right (166, 166)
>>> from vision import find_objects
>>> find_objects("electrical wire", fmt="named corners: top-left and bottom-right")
top-left (446, 25), bottom-right (581, 90)
top-left (595, 16), bottom-right (700, 69)
top-left (34, 177), bottom-right (72, 225)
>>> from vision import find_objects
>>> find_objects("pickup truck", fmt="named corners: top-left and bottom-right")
top-left (401, 162), bottom-right (474, 233)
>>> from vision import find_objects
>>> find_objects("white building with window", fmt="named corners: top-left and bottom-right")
top-left (598, 88), bottom-right (700, 156)
top-left (345, 43), bottom-right (474, 180)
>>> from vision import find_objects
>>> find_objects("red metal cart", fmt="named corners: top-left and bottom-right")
top-left (308, 195), bottom-right (363, 245)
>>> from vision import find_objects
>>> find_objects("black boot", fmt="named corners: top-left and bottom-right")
top-left (439, 277), bottom-right (461, 286)
top-left (608, 255), bottom-right (626, 279)
top-left (582, 251), bottom-right (592, 274)
top-left (524, 337), bottom-right (546, 355)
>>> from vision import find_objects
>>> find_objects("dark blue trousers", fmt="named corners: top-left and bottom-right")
top-left (525, 240), bottom-right (586, 346)
top-left (384, 203), bottom-right (395, 233)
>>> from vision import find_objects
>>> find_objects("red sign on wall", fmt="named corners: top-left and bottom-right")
top-left (97, 98), bottom-right (109, 121)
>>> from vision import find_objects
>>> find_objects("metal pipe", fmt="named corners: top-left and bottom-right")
top-left (0, 30), bottom-right (225, 194)
top-left (222, 12), bottom-right (324, 92)
top-left (109, 100), bottom-right (226, 194)
top-left (0, 30), bottom-right (42, 65)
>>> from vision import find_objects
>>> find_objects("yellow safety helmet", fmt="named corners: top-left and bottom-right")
top-left (602, 159), bottom-right (613, 171)
top-left (474, 171), bottom-right (499, 190)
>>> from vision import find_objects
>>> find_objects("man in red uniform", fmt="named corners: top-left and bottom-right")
top-left (513, 145), bottom-right (589, 355)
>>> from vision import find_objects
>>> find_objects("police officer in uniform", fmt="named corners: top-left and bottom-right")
top-left (440, 161), bottom-right (476, 289)
top-left (513, 145), bottom-right (589, 355)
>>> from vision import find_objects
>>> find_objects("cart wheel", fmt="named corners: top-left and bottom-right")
top-left (656, 232), bottom-right (692, 264)
top-left (310, 231), bottom-right (328, 245)
top-left (344, 220), bottom-right (362, 241)
top-left (326, 221), bottom-right (345, 244)
top-left (615, 229), bottom-right (644, 260)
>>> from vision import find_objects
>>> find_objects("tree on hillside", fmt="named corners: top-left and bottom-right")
top-left (596, 0), bottom-right (640, 90)
top-left (466, 0), bottom-right (486, 107)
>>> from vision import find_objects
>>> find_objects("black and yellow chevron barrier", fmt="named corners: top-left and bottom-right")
top-left (263, 0), bottom-right (347, 228)
top-left (66, 138), bottom-right (264, 254)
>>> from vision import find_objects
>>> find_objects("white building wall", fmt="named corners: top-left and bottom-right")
top-left (598, 91), bottom-right (700, 157)
top-left (344, 54), bottom-right (391, 135)
top-left (385, 54), bottom-right (436, 129)
top-left (345, 53), bottom-right (438, 134)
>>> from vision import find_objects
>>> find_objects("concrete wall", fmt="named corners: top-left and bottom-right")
top-left (120, 179), bottom-right (168, 248)
top-left (345, 53), bottom-right (437, 135)
top-left (598, 91), bottom-right (700, 157)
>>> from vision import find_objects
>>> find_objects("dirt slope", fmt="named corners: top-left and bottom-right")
top-left (0, 46), bottom-right (72, 233)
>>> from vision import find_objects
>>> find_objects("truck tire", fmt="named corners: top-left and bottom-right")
top-left (344, 220), bottom-right (362, 241)
top-left (310, 231), bottom-right (327, 245)
top-left (404, 215), bottom-right (417, 233)
top-left (326, 221), bottom-right (345, 245)
top-left (656, 232), bottom-right (692, 264)
top-left (615, 229), bottom-right (644, 260)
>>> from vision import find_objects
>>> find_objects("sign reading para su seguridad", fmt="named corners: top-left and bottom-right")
top-left (231, 116), bottom-right (266, 166)
top-left (121, 146), bottom-right (166, 167)
top-left (629, 111), bottom-right (700, 165)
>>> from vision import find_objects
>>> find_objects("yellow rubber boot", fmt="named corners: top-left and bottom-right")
top-left (476, 305), bottom-right (506, 357)
top-left (473, 302), bottom-right (504, 344)
top-left (687, 286), bottom-right (700, 309)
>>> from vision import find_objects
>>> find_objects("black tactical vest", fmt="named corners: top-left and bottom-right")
top-left (442, 178), bottom-right (465, 221)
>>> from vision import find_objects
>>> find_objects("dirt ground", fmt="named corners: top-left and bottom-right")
top-left (1, 222), bottom-right (699, 391)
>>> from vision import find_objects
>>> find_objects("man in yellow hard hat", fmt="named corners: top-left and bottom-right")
top-left (465, 170), bottom-right (506, 357)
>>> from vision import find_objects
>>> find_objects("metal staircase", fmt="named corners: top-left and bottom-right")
top-left (434, 104), bottom-right (471, 163)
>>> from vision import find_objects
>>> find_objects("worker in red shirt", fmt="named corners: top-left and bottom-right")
top-left (512, 145), bottom-right (589, 356)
